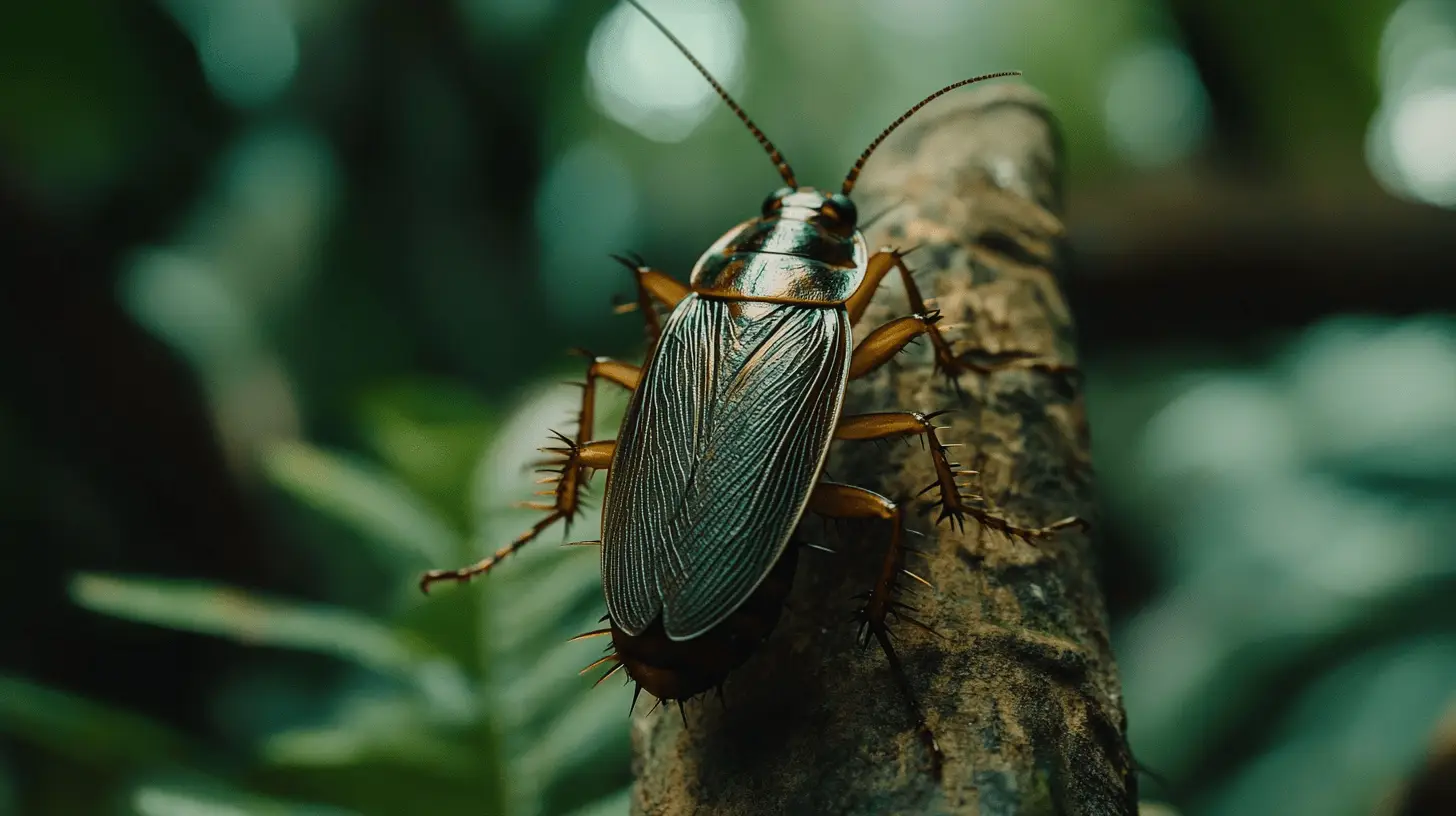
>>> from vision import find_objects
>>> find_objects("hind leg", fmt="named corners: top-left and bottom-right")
top-left (808, 481), bottom-right (943, 774)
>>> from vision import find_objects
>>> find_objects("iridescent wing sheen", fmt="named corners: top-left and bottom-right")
top-left (600, 294), bottom-right (850, 640)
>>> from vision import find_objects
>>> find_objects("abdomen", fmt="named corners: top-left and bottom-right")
top-left (610, 542), bottom-right (798, 702)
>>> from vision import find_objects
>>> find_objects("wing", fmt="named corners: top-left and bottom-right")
top-left (600, 295), bottom-right (850, 640)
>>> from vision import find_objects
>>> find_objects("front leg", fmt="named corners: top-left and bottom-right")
top-left (835, 411), bottom-right (1084, 538)
top-left (611, 253), bottom-right (690, 349)
top-left (845, 247), bottom-right (1073, 377)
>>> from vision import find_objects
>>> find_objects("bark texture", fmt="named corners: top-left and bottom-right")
top-left (631, 84), bottom-right (1136, 816)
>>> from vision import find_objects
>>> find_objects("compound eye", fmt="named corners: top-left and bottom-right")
top-left (826, 193), bottom-right (858, 227)
top-left (761, 186), bottom-right (794, 217)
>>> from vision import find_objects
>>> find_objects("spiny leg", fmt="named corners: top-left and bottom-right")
top-left (844, 246), bottom-right (1074, 377)
top-left (848, 313), bottom-right (947, 381)
top-left (555, 352), bottom-right (637, 522)
top-left (515, 352), bottom-right (635, 538)
top-left (422, 350), bottom-right (633, 591)
top-left (419, 440), bottom-right (616, 592)
top-left (610, 253), bottom-right (690, 349)
top-left (566, 352), bottom-right (640, 447)
top-left (807, 481), bottom-right (943, 775)
top-left (445, 253), bottom-right (669, 586)
top-left (834, 411), bottom-right (1084, 538)
top-left (846, 249), bottom-right (955, 375)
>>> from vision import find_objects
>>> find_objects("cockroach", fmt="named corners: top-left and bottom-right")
top-left (422, 0), bottom-right (1078, 759)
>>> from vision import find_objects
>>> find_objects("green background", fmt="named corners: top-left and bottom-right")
top-left (2, 1), bottom-right (1454, 814)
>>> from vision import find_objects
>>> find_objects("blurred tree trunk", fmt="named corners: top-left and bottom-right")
top-left (631, 85), bottom-right (1137, 815)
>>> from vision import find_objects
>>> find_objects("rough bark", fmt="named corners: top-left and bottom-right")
top-left (631, 84), bottom-right (1136, 815)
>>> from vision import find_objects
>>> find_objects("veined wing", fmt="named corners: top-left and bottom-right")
top-left (600, 295), bottom-right (850, 639)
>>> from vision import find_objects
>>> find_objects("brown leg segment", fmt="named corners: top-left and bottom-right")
top-left (845, 248), bottom-right (961, 377)
top-left (611, 253), bottom-right (690, 348)
top-left (845, 247), bottom-right (1074, 377)
top-left (568, 353), bottom-right (641, 446)
top-left (848, 314), bottom-right (944, 380)
top-left (834, 412), bottom-right (1084, 538)
top-left (807, 481), bottom-right (943, 775)
top-left (419, 440), bottom-right (618, 592)
top-left (417, 354), bottom-right (636, 593)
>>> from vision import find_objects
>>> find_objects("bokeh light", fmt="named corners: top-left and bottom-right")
top-left (534, 140), bottom-right (642, 323)
top-left (1103, 41), bottom-right (1211, 168)
top-left (1367, 0), bottom-right (1456, 207)
top-left (586, 0), bottom-right (747, 143)
top-left (160, 0), bottom-right (299, 108)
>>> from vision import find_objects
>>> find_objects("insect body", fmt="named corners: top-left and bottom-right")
top-left (423, 0), bottom-right (1075, 747)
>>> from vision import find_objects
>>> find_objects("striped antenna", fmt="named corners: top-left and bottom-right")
top-left (841, 71), bottom-right (1022, 196)
top-left (625, 0), bottom-right (797, 187)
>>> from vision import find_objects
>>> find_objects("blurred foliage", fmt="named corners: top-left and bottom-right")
top-left (1087, 315), bottom-right (1456, 814)
top-left (3, 1), bottom-right (1454, 815)
top-left (5, 381), bottom-right (632, 815)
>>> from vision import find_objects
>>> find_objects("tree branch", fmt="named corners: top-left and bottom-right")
top-left (1066, 175), bottom-right (1456, 349)
top-left (631, 84), bottom-right (1136, 815)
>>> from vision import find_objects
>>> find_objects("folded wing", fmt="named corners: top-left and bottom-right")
top-left (601, 295), bottom-right (850, 639)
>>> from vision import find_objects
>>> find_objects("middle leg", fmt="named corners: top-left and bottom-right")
top-left (835, 411), bottom-right (1084, 538)
top-left (418, 353), bottom-right (636, 593)
top-left (419, 440), bottom-right (616, 592)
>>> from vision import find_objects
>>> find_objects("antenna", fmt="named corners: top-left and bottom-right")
top-left (625, 0), bottom-right (797, 187)
top-left (841, 71), bottom-right (1021, 195)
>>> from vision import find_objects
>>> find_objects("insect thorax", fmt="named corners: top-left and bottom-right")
top-left (690, 209), bottom-right (869, 305)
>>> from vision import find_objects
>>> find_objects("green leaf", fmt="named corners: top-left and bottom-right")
top-left (260, 693), bottom-right (476, 776)
top-left (262, 440), bottom-right (460, 565)
top-left (129, 779), bottom-right (358, 816)
top-left (512, 677), bottom-right (632, 811)
top-left (357, 380), bottom-right (496, 530)
top-left (72, 573), bottom-right (437, 681)
top-left (561, 786), bottom-right (630, 816)
top-left (0, 674), bottom-right (188, 766)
